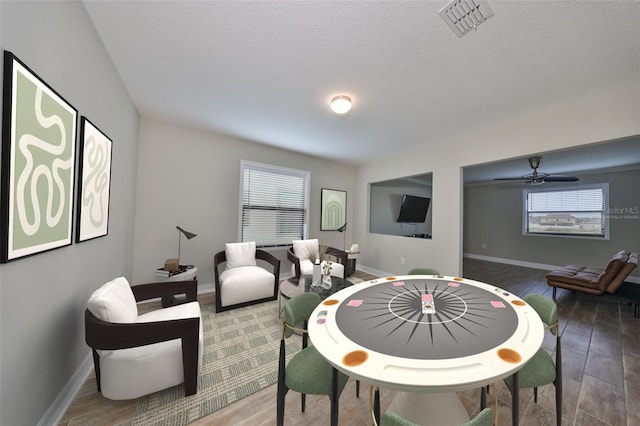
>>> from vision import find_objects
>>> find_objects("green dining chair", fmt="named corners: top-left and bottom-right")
top-left (379, 408), bottom-right (494, 426)
top-left (276, 292), bottom-right (349, 426)
top-left (483, 293), bottom-right (562, 425)
top-left (407, 267), bottom-right (440, 276)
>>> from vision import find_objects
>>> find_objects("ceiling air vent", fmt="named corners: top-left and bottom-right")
top-left (439, 0), bottom-right (494, 38)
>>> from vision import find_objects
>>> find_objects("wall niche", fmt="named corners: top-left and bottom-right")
top-left (369, 173), bottom-right (433, 238)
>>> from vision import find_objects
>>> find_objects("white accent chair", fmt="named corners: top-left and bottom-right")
top-left (287, 239), bottom-right (346, 279)
top-left (214, 241), bottom-right (281, 312)
top-left (84, 277), bottom-right (202, 400)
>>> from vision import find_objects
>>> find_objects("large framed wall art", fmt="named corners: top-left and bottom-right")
top-left (1, 51), bottom-right (77, 262)
top-left (76, 117), bottom-right (112, 242)
top-left (321, 188), bottom-right (347, 231)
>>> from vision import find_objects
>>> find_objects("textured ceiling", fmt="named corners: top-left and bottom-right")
top-left (83, 0), bottom-right (640, 179)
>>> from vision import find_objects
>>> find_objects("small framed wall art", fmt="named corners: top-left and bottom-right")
top-left (1, 51), bottom-right (77, 262)
top-left (76, 117), bottom-right (112, 242)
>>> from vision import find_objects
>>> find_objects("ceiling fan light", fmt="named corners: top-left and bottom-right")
top-left (330, 95), bottom-right (352, 114)
top-left (528, 156), bottom-right (542, 169)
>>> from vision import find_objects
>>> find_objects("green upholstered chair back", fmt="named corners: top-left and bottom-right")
top-left (463, 408), bottom-right (494, 426)
top-left (407, 268), bottom-right (440, 275)
top-left (283, 292), bottom-right (321, 338)
top-left (380, 411), bottom-right (416, 426)
top-left (524, 293), bottom-right (558, 335)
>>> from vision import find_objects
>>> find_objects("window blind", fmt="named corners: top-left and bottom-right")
top-left (240, 162), bottom-right (309, 247)
top-left (524, 185), bottom-right (608, 238)
top-left (528, 188), bottom-right (603, 212)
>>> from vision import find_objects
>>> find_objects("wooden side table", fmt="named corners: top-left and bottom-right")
top-left (156, 266), bottom-right (198, 307)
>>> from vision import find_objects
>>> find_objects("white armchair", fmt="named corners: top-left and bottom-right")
top-left (287, 239), bottom-right (346, 279)
top-left (84, 277), bottom-right (203, 400)
top-left (214, 241), bottom-right (281, 312)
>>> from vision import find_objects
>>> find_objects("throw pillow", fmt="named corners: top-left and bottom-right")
top-left (226, 241), bottom-right (257, 269)
top-left (87, 277), bottom-right (138, 323)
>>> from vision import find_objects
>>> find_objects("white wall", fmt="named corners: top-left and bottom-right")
top-left (354, 88), bottom-right (640, 277)
top-left (133, 117), bottom-right (357, 285)
top-left (0, 2), bottom-right (138, 424)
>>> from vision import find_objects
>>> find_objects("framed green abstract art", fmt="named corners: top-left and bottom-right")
top-left (321, 188), bottom-right (346, 231)
top-left (1, 51), bottom-right (77, 262)
top-left (76, 117), bottom-right (112, 242)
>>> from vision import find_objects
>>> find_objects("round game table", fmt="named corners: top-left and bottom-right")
top-left (308, 275), bottom-right (545, 425)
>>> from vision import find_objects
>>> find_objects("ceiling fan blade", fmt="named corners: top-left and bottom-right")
top-left (543, 175), bottom-right (579, 182)
top-left (493, 177), bottom-right (527, 181)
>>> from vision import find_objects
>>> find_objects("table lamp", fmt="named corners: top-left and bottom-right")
top-left (176, 226), bottom-right (197, 263)
top-left (165, 226), bottom-right (197, 271)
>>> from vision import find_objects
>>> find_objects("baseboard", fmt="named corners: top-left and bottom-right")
top-left (356, 264), bottom-right (393, 278)
top-left (463, 253), bottom-right (561, 271)
top-left (463, 253), bottom-right (640, 284)
top-left (198, 282), bottom-right (214, 294)
top-left (280, 272), bottom-right (293, 280)
top-left (38, 352), bottom-right (94, 426)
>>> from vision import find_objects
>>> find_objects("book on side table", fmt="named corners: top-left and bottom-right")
top-left (155, 265), bottom-right (194, 278)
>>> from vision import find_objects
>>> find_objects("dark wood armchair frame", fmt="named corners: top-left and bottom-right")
top-left (214, 249), bottom-right (281, 312)
top-left (287, 245), bottom-right (348, 279)
top-left (85, 280), bottom-right (200, 397)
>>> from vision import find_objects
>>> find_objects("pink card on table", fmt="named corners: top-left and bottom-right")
top-left (347, 299), bottom-right (363, 307)
top-left (393, 281), bottom-right (405, 287)
top-left (448, 282), bottom-right (460, 287)
top-left (491, 300), bottom-right (506, 308)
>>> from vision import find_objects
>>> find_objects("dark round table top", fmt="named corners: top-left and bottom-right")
top-left (335, 276), bottom-right (518, 359)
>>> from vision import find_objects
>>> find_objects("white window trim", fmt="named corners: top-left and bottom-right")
top-left (238, 160), bottom-right (310, 246)
top-left (522, 183), bottom-right (610, 240)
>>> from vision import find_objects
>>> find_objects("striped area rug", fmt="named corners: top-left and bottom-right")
top-left (132, 300), bottom-right (297, 425)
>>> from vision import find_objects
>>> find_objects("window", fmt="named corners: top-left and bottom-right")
top-left (239, 160), bottom-right (310, 247)
top-left (523, 184), bottom-right (609, 238)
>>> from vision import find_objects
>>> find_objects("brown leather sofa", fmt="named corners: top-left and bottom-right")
top-left (546, 250), bottom-right (638, 299)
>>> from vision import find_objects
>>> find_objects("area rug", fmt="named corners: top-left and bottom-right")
top-left (132, 300), bottom-right (298, 425)
top-left (132, 270), bottom-right (379, 425)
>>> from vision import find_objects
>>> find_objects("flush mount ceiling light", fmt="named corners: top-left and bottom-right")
top-left (330, 95), bottom-right (352, 114)
top-left (439, 0), bottom-right (494, 38)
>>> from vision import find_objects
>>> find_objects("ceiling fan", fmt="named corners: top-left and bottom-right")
top-left (494, 156), bottom-right (579, 185)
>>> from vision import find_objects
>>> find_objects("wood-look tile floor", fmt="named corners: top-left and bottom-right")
top-left (60, 261), bottom-right (639, 425)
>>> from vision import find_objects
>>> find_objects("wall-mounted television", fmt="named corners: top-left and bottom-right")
top-left (397, 194), bottom-right (430, 223)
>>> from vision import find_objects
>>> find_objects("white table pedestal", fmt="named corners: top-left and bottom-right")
top-left (387, 391), bottom-right (469, 425)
